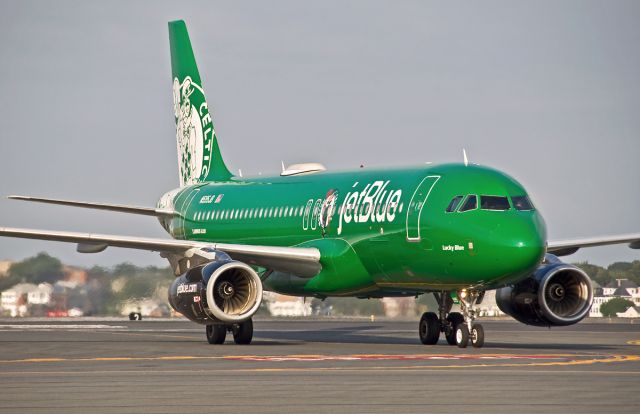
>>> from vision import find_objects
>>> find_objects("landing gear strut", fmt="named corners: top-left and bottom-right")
top-left (418, 290), bottom-right (485, 348)
top-left (205, 318), bottom-right (254, 345)
top-left (455, 289), bottom-right (484, 348)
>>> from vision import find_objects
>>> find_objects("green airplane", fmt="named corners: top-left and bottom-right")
top-left (2, 21), bottom-right (639, 348)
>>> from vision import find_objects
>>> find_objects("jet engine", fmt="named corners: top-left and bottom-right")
top-left (168, 253), bottom-right (263, 324)
top-left (496, 255), bottom-right (593, 327)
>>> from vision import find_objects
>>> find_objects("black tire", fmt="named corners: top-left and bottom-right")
top-left (232, 318), bottom-right (253, 345)
top-left (445, 312), bottom-right (464, 345)
top-left (419, 312), bottom-right (440, 345)
top-left (471, 323), bottom-right (485, 348)
top-left (206, 324), bottom-right (226, 344)
top-left (456, 324), bottom-right (469, 348)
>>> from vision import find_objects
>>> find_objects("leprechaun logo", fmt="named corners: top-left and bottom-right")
top-left (319, 189), bottom-right (339, 236)
top-left (173, 76), bottom-right (215, 186)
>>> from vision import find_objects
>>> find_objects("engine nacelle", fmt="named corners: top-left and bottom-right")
top-left (496, 256), bottom-right (593, 327)
top-left (168, 253), bottom-right (263, 325)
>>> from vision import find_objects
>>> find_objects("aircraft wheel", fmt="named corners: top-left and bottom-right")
top-left (456, 324), bottom-right (469, 348)
top-left (419, 312), bottom-right (440, 345)
top-left (471, 323), bottom-right (485, 348)
top-left (445, 312), bottom-right (464, 345)
top-left (232, 318), bottom-right (253, 345)
top-left (206, 324), bottom-right (226, 344)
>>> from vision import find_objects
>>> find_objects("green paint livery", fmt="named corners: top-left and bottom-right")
top-left (161, 20), bottom-right (546, 298)
top-left (3, 20), bottom-right (638, 347)
top-left (160, 165), bottom-right (546, 297)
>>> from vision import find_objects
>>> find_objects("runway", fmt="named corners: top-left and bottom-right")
top-left (1, 318), bottom-right (639, 413)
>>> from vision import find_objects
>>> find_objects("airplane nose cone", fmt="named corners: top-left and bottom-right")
top-left (503, 214), bottom-right (546, 278)
top-left (482, 213), bottom-right (546, 284)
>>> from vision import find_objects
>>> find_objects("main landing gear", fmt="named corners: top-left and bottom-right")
top-left (418, 290), bottom-right (485, 348)
top-left (205, 318), bottom-right (254, 345)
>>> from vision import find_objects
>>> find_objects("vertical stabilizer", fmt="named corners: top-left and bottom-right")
top-left (169, 20), bottom-right (232, 185)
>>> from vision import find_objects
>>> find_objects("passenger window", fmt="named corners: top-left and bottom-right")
top-left (458, 195), bottom-right (477, 212)
top-left (512, 196), bottom-right (534, 211)
top-left (480, 196), bottom-right (510, 211)
top-left (446, 196), bottom-right (464, 213)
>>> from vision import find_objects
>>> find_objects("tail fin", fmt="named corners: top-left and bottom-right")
top-left (169, 20), bottom-right (232, 185)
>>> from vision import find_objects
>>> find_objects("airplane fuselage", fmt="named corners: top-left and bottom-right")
top-left (158, 163), bottom-right (547, 297)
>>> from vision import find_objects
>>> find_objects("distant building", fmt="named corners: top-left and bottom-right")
top-left (63, 266), bottom-right (88, 285)
top-left (590, 278), bottom-right (639, 317)
top-left (602, 279), bottom-right (638, 296)
top-left (1, 283), bottom-right (37, 317)
top-left (381, 297), bottom-right (416, 318)
top-left (477, 290), bottom-right (503, 317)
top-left (120, 299), bottom-right (170, 317)
top-left (267, 293), bottom-right (312, 317)
top-left (27, 283), bottom-right (53, 305)
top-left (617, 306), bottom-right (640, 318)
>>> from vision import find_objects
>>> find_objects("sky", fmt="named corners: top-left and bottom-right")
top-left (0, 0), bottom-right (639, 268)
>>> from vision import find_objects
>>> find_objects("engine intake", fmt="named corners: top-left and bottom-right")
top-left (169, 253), bottom-right (263, 324)
top-left (496, 256), bottom-right (593, 327)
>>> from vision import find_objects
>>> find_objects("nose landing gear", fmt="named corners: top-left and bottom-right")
top-left (418, 290), bottom-right (485, 348)
top-left (455, 289), bottom-right (485, 348)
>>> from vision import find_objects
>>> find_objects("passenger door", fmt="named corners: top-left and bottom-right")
top-left (405, 176), bottom-right (440, 241)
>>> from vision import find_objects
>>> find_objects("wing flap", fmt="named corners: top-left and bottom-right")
top-left (0, 227), bottom-right (321, 277)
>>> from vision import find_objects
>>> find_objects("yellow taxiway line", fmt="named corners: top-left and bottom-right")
top-left (0, 353), bottom-right (638, 372)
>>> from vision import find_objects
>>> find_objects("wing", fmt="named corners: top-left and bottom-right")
top-left (0, 227), bottom-right (321, 277)
top-left (547, 233), bottom-right (640, 256)
top-left (8, 195), bottom-right (177, 218)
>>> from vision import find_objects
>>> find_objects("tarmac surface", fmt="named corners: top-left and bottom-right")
top-left (0, 317), bottom-right (639, 413)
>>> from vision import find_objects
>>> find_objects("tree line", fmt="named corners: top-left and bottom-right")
top-left (1, 252), bottom-right (638, 317)
top-left (0, 253), bottom-right (174, 315)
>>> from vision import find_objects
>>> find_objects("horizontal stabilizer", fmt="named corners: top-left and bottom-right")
top-left (8, 195), bottom-right (177, 218)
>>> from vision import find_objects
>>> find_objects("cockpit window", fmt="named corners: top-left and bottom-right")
top-left (480, 195), bottom-right (510, 211)
top-left (446, 195), bottom-right (464, 213)
top-left (512, 196), bottom-right (534, 211)
top-left (458, 195), bottom-right (477, 212)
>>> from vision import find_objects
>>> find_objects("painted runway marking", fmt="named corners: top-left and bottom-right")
top-left (0, 355), bottom-right (639, 375)
top-left (0, 324), bottom-right (126, 330)
top-left (224, 354), bottom-right (570, 362)
top-left (0, 353), bottom-right (637, 369)
top-left (2, 368), bottom-right (640, 376)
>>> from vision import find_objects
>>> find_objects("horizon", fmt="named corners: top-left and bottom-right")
top-left (1, 251), bottom-right (639, 271)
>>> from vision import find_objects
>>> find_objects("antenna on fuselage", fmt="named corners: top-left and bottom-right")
top-left (463, 148), bottom-right (469, 166)
top-left (238, 169), bottom-right (243, 177)
top-left (281, 161), bottom-right (285, 173)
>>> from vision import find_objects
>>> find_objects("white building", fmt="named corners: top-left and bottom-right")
top-left (27, 283), bottom-right (53, 305)
top-left (1, 283), bottom-right (37, 317)
top-left (590, 278), bottom-right (639, 318)
top-left (120, 298), bottom-right (168, 317)
top-left (617, 306), bottom-right (640, 318)
top-left (266, 293), bottom-right (312, 317)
